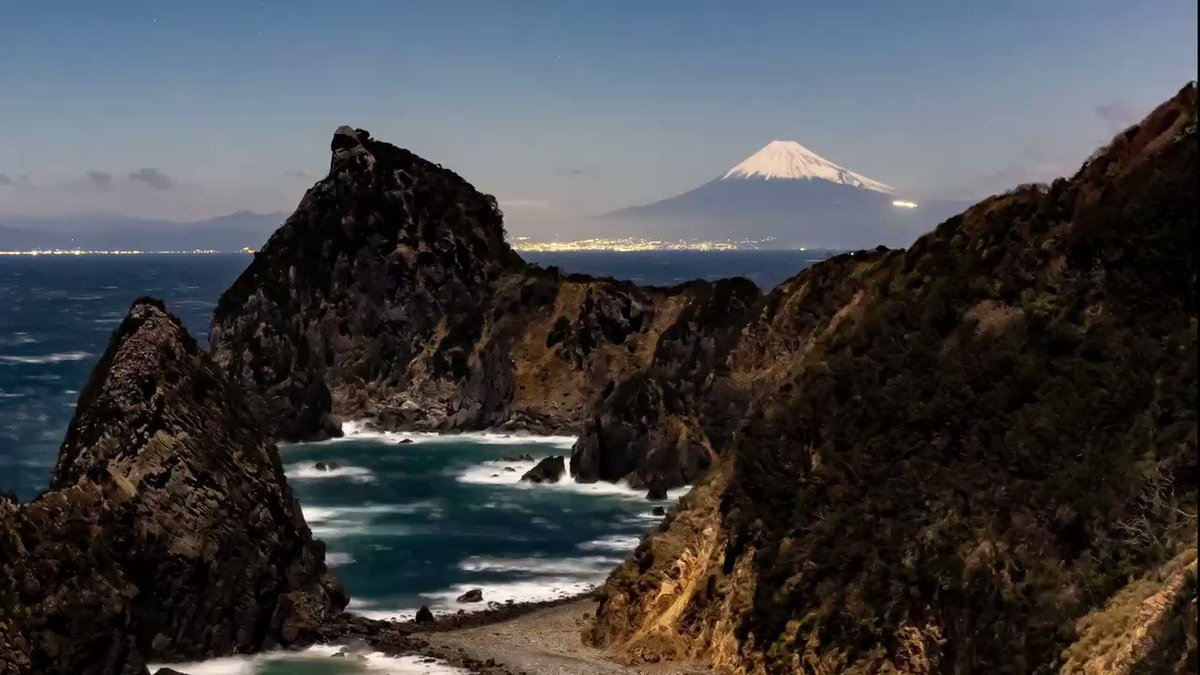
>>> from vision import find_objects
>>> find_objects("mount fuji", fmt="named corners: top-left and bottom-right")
top-left (597, 140), bottom-right (966, 249)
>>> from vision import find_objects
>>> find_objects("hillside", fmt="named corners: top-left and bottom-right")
top-left (586, 83), bottom-right (1198, 673)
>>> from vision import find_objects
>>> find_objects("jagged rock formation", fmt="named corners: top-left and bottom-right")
top-left (0, 299), bottom-right (346, 675)
top-left (209, 125), bottom-right (759, 489)
top-left (587, 84), bottom-right (1199, 673)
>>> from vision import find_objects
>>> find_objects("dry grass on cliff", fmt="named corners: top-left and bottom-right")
top-left (1060, 542), bottom-right (1197, 674)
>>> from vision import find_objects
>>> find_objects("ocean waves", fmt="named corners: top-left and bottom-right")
top-left (285, 461), bottom-right (375, 482)
top-left (455, 458), bottom-right (691, 501)
top-left (0, 350), bottom-right (92, 365)
top-left (331, 420), bottom-right (578, 448)
top-left (149, 644), bottom-right (466, 674)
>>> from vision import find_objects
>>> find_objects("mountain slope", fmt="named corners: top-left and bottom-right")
top-left (586, 83), bottom-right (1198, 673)
top-left (597, 141), bottom-right (966, 249)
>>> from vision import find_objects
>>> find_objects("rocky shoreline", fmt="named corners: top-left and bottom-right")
top-left (0, 298), bottom-right (646, 675)
top-left (4, 83), bottom-right (1196, 674)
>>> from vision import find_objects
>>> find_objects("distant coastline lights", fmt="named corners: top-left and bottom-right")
top-left (0, 249), bottom-right (224, 256)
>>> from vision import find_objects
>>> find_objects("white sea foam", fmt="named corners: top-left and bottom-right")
top-left (579, 534), bottom-right (643, 552)
top-left (300, 505), bottom-right (340, 524)
top-left (354, 578), bottom-right (600, 622)
top-left (149, 644), bottom-right (466, 674)
top-left (0, 333), bottom-right (37, 347)
top-left (301, 501), bottom-right (444, 538)
top-left (326, 551), bottom-right (355, 567)
top-left (457, 555), bottom-right (620, 576)
top-left (302, 501), bottom-right (446, 539)
top-left (0, 351), bottom-right (92, 365)
top-left (285, 462), bottom-right (375, 482)
top-left (456, 460), bottom-right (690, 501)
top-left (327, 420), bottom-right (577, 448)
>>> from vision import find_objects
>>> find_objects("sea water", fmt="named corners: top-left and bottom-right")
top-left (1, 252), bottom-right (820, 673)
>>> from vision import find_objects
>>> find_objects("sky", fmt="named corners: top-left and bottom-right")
top-left (0, 0), bottom-right (1196, 237)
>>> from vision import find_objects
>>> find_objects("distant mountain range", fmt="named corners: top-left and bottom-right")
top-left (0, 211), bottom-right (286, 251)
top-left (2, 142), bottom-right (968, 253)
top-left (597, 140), bottom-right (969, 249)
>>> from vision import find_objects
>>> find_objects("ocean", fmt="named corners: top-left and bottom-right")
top-left (0, 250), bottom-right (824, 674)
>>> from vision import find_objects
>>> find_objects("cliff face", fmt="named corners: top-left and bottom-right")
top-left (209, 126), bottom-right (762, 488)
top-left (0, 299), bottom-right (346, 675)
top-left (588, 84), bottom-right (1198, 673)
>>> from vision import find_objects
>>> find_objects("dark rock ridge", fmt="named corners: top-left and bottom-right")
top-left (0, 299), bottom-right (346, 674)
top-left (588, 84), bottom-right (1199, 673)
top-left (520, 456), bottom-right (566, 483)
top-left (210, 124), bottom-right (762, 489)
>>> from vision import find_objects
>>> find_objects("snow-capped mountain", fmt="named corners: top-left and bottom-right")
top-left (597, 141), bottom-right (965, 250)
top-left (721, 140), bottom-right (896, 193)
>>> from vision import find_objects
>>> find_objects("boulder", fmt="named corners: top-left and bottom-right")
top-left (521, 456), bottom-right (566, 483)
top-left (456, 588), bottom-right (484, 603)
top-left (646, 482), bottom-right (668, 501)
top-left (414, 606), bottom-right (436, 624)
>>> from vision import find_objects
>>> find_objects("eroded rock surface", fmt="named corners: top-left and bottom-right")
top-left (209, 126), bottom-right (758, 489)
top-left (0, 299), bottom-right (346, 675)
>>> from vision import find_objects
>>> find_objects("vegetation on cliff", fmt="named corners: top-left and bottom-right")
top-left (589, 83), bottom-right (1198, 674)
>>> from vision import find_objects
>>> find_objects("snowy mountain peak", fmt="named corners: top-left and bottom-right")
top-left (721, 140), bottom-right (895, 194)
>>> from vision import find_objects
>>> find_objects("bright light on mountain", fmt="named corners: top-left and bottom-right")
top-left (892, 200), bottom-right (918, 208)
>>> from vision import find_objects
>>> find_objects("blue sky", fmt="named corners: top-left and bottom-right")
top-left (0, 1), bottom-right (1196, 236)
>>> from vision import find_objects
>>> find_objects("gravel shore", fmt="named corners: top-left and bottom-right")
top-left (422, 598), bottom-right (712, 675)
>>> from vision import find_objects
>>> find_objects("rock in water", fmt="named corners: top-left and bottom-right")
top-left (455, 589), bottom-right (484, 603)
top-left (414, 606), bottom-right (436, 624)
top-left (645, 481), bottom-right (668, 501)
top-left (0, 299), bottom-right (347, 675)
top-left (520, 456), bottom-right (566, 483)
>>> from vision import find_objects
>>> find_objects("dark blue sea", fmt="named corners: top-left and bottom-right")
top-left (0, 250), bottom-right (823, 673)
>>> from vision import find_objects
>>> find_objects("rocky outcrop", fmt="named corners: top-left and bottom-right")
top-left (209, 125), bottom-right (763, 489)
top-left (456, 589), bottom-right (485, 604)
top-left (0, 299), bottom-right (346, 675)
top-left (588, 84), bottom-right (1199, 673)
top-left (520, 456), bottom-right (566, 483)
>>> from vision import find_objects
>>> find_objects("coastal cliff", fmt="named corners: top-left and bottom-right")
top-left (0, 299), bottom-right (346, 674)
top-left (209, 125), bottom-right (754, 488)
top-left (587, 84), bottom-right (1199, 673)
